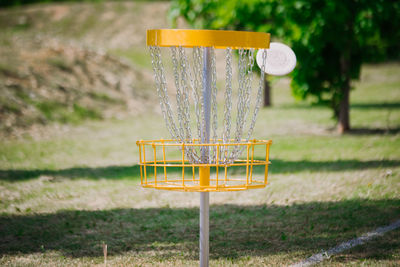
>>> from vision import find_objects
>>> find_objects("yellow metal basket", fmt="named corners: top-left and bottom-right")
top-left (136, 139), bottom-right (272, 192)
top-left (139, 29), bottom-right (282, 266)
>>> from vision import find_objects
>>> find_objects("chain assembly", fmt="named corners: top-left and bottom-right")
top-left (149, 45), bottom-right (267, 164)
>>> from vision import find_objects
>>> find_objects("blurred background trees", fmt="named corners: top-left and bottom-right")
top-left (170, 0), bottom-right (400, 133)
top-left (1, 0), bottom-right (399, 133)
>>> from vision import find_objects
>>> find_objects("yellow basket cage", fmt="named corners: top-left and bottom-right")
top-left (136, 139), bottom-right (272, 192)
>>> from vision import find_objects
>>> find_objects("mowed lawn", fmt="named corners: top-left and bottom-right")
top-left (0, 63), bottom-right (399, 266)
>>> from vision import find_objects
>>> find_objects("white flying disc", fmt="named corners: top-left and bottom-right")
top-left (257, 42), bottom-right (296, 76)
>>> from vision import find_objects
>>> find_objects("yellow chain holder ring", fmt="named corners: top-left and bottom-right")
top-left (147, 29), bottom-right (270, 49)
top-left (136, 139), bottom-right (272, 192)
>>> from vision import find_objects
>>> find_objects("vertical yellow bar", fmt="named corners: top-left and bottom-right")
top-left (199, 166), bottom-right (210, 187)
top-left (182, 143), bottom-right (185, 186)
top-left (224, 144), bottom-right (228, 183)
top-left (224, 144), bottom-right (228, 165)
top-left (137, 142), bottom-right (143, 185)
top-left (246, 144), bottom-right (250, 186)
top-left (265, 142), bottom-right (271, 184)
top-left (162, 140), bottom-right (167, 182)
top-left (216, 144), bottom-right (219, 188)
top-left (250, 141), bottom-right (255, 183)
top-left (192, 138), bottom-right (196, 182)
top-left (143, 144), bottom-right (147, 184)
top-left (152, 143), bottom-right (157, 186)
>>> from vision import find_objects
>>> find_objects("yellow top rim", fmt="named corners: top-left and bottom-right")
top-left (147, 29), bottom-right (270, 49)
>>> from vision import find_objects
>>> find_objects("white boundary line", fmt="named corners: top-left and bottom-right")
top-left (289, 219), bottom-right (400, 267)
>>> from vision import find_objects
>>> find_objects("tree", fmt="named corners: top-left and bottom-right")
top-left (170, 0), bottom-right (400, 133)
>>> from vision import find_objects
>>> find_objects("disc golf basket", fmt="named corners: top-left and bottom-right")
top-left (136, 29), bottom-right (296, 267)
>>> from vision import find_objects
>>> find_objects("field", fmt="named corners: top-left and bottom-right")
top-left (1, 2), bottom-right (400, 267)
top-left (1, 61), bottom-right (399, 266)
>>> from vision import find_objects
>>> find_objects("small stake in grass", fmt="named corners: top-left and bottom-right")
top-left (102, 242), bottom-right (107, 266)
top-left (137, 29), bottom-right (295, 267)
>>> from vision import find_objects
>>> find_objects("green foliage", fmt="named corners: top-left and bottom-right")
top-left (170, 0), bottom-right (400, 118)
top-left (0, 0), bottom-right (168, 8)
top-left (47, 57), bottom-right (73, 72)
top-left (0, 0), bottom-right (101, 8)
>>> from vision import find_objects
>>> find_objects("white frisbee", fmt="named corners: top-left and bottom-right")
top-left (257, 42), bottom-right (296, 76)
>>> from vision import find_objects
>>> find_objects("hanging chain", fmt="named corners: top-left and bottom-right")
top-left (178, 46), bottom-right (193, 142)
top-left (230, 48), bottom-right (256, 161)
top-left (222, 47), bottom-right (233, 162)
top-left (243, 48), bottom-right (255, 136)
top-left (230, 49), bottom-right (247, 160)
top-left (210, 47), bottom-right (218, 162)
top-left (234, 48), bottom-right (247, 143)
top-left (149, 45), bottom-right (267, 164)
top-left (192, 47), bottom-right (203, 143)
top-left (149, 46), bottom-right (179, 140)
top-left (179, 47), bottom-right (200, 163)
top-left (246, 49), bottom-right (267, 141)
top-left (171, 46), bottom-right (200, 162)
top-left (233, 48), bottom-right (258, 159)
top-left (170, 46), bottom-right (186, 140)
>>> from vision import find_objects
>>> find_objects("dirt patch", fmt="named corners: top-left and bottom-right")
top-left (0, 2), bottom-right (171, 50)
top-left (0, 36), bottom-right (153, 136)
top-left (0, 1), bottom-right (174, 137)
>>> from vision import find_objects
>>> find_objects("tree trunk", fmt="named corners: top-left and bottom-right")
top-left (338, 81), bottom-right (350, 133)
top-left (263, 75), bottom-right (271, 107)
top-left (337, 15), bottom-right (355, 134)
top-left (338, 53), bottom-right (351, 134)
top-left (337, 16), bottom-right (354, 135)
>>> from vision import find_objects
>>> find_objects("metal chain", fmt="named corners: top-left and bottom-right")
top-left (235, 49), bottom-right (247, 140)
top-left (149, 45), bottom-right (267, 164)
top-left (179, 47), bottom-right (200, 163)
top-left (232, 49), bottom-right (266, 160)
top-left (230, 48), bottom-right (248, 161)
top-left (178, 46), bottom-right (193, 142)
top-left (192, 47), bottom-right (203, 143)
top-left (230, 48), bottom-right (255, 161)
top-left (243, 48), bottom-right (255, 136)
top-left (170, 46), bottom-right (185, 140)
top-left (222, 47), bottom-right (233, 163)
top-left (198, 47), bottom-right (206, 151)
top-left (210, 47), bottom-right (218, 162)
top-left (233, 48), bottom-right (258, 159)
top-left (246, 49), bottom-right (267, 141)
top-left (149, 46), bottom-right (179, 140)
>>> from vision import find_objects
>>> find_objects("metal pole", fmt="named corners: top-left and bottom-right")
top-left (200, 47), bottom-right (211, 267)
top-left (200, 191), bottom-right (209, 267)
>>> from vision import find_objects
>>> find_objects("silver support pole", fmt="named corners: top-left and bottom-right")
top-left (200, 191), bottom-right (209, 267)
top-left (200, 47), bottom-right (211, 267)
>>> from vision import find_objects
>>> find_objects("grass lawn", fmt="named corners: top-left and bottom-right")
top-left (1, 61), bottom-right (399, 266)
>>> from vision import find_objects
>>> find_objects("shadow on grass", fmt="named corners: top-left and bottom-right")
top-left (268, 159), bottom-right (400, 174)
top-left (277, 102), bottom-right (400, 110)
top-left (346, 127), bottom-right (400, 135)
top-left (0, 199), bottom-right (399, 261)
top-left (0, 165), bottom-right (141, 182)
top-left (351, 102), bottom-right (400, 109)
top-left (1, 158), bottom-right (400, 182)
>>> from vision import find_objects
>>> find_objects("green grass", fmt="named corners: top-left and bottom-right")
top-left (47, 57), bottom-right (73, 72)
top-left (35, 102), bottom-right (102, 124)
top-left (1, 55), bottom-right (400, 267)
top-left (112, 48), bottom-right (153, 69)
